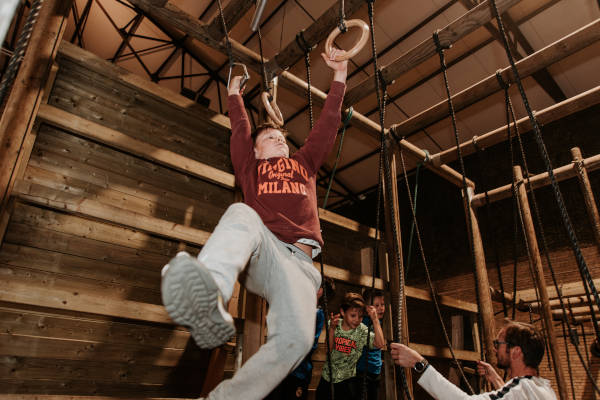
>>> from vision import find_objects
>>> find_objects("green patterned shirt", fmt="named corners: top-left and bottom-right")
top-left (322, 320), bottom-right (375, 383)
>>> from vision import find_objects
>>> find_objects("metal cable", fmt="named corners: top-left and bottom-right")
top-left (0, 0), bottom-right (44, 107)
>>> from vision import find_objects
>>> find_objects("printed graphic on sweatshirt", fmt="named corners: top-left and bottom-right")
top-left (257, 158), bottom-right (309, 196)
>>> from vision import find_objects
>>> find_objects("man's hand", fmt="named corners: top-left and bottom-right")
top-left (228, 75), bottom-right (245, 96)
top-left (477, 360), bottom-right (504, 390)
top-left (390, 343), bottom-right (423, 368)
top-left (321, 48), bottom-right (348, 83)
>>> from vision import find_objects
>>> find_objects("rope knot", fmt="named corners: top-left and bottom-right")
top-left (432, 30), bottom-right (451, 53)
top-left (422, 149), bottom-right (431, 163)
top-left (295, 30), bottom-right (315, 54)
top-left (495, 70), bottom-right (510, 90)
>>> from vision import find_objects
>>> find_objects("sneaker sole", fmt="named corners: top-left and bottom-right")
top-left (161, 253), bottom-right (235, 349)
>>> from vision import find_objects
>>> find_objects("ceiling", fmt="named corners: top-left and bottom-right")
top-left (46, 0), bottom-right (600, 210)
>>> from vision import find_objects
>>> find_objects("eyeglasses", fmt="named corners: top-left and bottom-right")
top-left (493, 340), bottom-right (510, 349)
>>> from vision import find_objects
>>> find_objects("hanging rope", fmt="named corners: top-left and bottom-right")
top-left (432, 29), bottom-right (486, 369)
top-left (296, 30), bottom-right (315, 129)
top-left (217, 0), bottom-right (248, 91)
top-left (365, 1), bottom-right (412, 398)
top-left (399, 145), bottom-right (476, 394)
top-left (489, 0), bottom-right (600, 341)
top-left (0, 0), bottom-right (44, 107)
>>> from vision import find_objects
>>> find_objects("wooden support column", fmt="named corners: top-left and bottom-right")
top-left (571, 147), bottom-right (600, 248)
top-left (513, 166), bottom-right (568, 400)
top-left (0, 0), bottom-right (72, 215)
top-left (465, 186), bottom-right (497, 366)
top-left (381, 139), bottom-right (413, 398)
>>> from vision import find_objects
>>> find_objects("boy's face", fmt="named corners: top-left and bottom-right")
top-left (341, 306), bottom-right (363, 329)
top-left (254, 128), bottom-right (289, 159)
top-left (371, 296), bottom-right (385, 320)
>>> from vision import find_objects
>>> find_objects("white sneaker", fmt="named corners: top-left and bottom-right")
top-left (161, 252), bottom-right (235, 349)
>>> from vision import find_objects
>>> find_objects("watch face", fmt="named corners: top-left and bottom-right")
top-left (414, 361), bottom-right (424, 372)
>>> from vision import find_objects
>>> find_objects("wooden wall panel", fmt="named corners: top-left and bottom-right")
top-left (49, 56), bottom-right (231, 172)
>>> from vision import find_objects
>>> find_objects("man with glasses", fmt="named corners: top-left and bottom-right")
top-left (390, 321), bottom-right (557, 399)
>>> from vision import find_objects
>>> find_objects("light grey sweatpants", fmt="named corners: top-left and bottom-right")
top-left (198, 203), bottom-right (322, 400)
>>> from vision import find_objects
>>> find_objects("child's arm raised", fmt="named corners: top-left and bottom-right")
top-left (328, 313), bottom-right (340, 351)
top-left (367, 305), bottom-right (385, 349)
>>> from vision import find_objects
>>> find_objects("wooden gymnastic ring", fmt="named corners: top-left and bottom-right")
top-left (325, 19), bottom-right (370, 61)
top-left (261, 92), bottom-right (284, 127)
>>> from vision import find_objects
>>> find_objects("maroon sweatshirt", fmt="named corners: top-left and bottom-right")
top-left (228, 81), bottom-right (346, 247)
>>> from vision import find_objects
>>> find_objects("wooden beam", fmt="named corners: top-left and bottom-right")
top-left (472, 149), bottom-right (600, 207)
top-left (0, 0), bottom-right (72, 214)
top-left (571, 147), bottom-right (600, 248)
top-left (266, 0), bottom-right (365, 75)
top-left (514, 165), bottom-right (568, 400)
top-left (343, 0), bottom-right (522, 107)
top-left (37, 103), bottom-right (236, 189)
top-left (206, 0), bottom-right (255, 41)
top-left (516, 278), bottom-right (600, 303)
top-left (440, 84), bottom-right (600, 179)
top-left (13, 180), bottom-right (212, 246)
top-left (392, 19), bottom-right (600, 139)
top-left (409, 343), bottom-right (481, 362)
top-left (405, 286), bottom-right (478, 313)
top-left (464, 187), bottom-right (496, 365)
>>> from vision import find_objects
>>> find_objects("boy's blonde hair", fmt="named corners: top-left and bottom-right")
top-left (340, 292), bottom-right (365, 312)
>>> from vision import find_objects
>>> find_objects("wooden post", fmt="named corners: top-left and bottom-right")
top-left (571, 147), bottom-right (600, 247)
top-left (0, 0), bottom-right (72, 210)
top-left (513, 165), bottom-right (569, 400)
top-left (382, 141), bottom-right (413, 398)
top-left (465, 186), bottom-right (497, 366)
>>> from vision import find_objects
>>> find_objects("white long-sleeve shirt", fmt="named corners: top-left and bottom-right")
top-left (417, 366), bottom-right (558, 399)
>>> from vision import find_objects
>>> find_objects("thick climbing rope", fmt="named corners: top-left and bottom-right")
top-left (398, 146), bottom-right (476, 394)
top-left (256, 25), bottom-right (271, 99)
top-left (296, 31), bottom-right (315, 129)
top-left (364, 1), bottom-right (412, 398)
top-left (0, 0), bottom-right (44, 107)
top-left (489, 0), bottom-right (600, 340)
top-left (432, 29), bottom-right (486, 375)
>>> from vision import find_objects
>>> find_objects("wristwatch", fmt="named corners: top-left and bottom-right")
top-left (413, 358), bottom-right (429, 374)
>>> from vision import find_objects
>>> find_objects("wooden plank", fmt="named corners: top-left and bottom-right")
top-left (0, 334), bottom-right (203, 368)
top-left (0, 263), bottom-right (170, 323)
top-left (517, 278), bottom-right (600, 303)
top-left (343, 0), bottom-right (522, 107)
top-left (8, 205), bottom-right (170, 267)
top-left (0, 0), bottom-right (72, 208)
top-left (13, 180), bottom-right (211, 247)
top-left (0, 260), bottom-right (160, 305)
top-left (391, 19), bottom-right (600, 138)
top-left (319, 262), bottom-right (384, 289)
top-left (0, 306), bottom-right (190, 349)
top-left (48, 64), bottom-right (231, 171)
top-left (57, 41), bottom-right (230, 130)
top-left (37, 104), bottom-right (235, 189)
top-left (319, 208), bottom-right (378, 239)
top-left (0, 243), bottom-right (160, 292)
top-left (34, 125), bottom-right (233, 211)
top-left (409, 343), bottom-right (481, 362)
top-left (404, 286), bottom-right (478, 313)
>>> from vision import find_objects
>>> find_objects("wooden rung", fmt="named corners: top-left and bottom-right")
top-left (409, 343), bottom-right (481, 362)
top-left (405, 286), bottom-right (478, 313)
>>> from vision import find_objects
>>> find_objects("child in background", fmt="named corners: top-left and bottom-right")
top-left (356, 288), bottom-right (386, 400)
top-left (315, 292), bottom-right (385, 400)
top-left (265, 278), bottom-right (336, 399)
